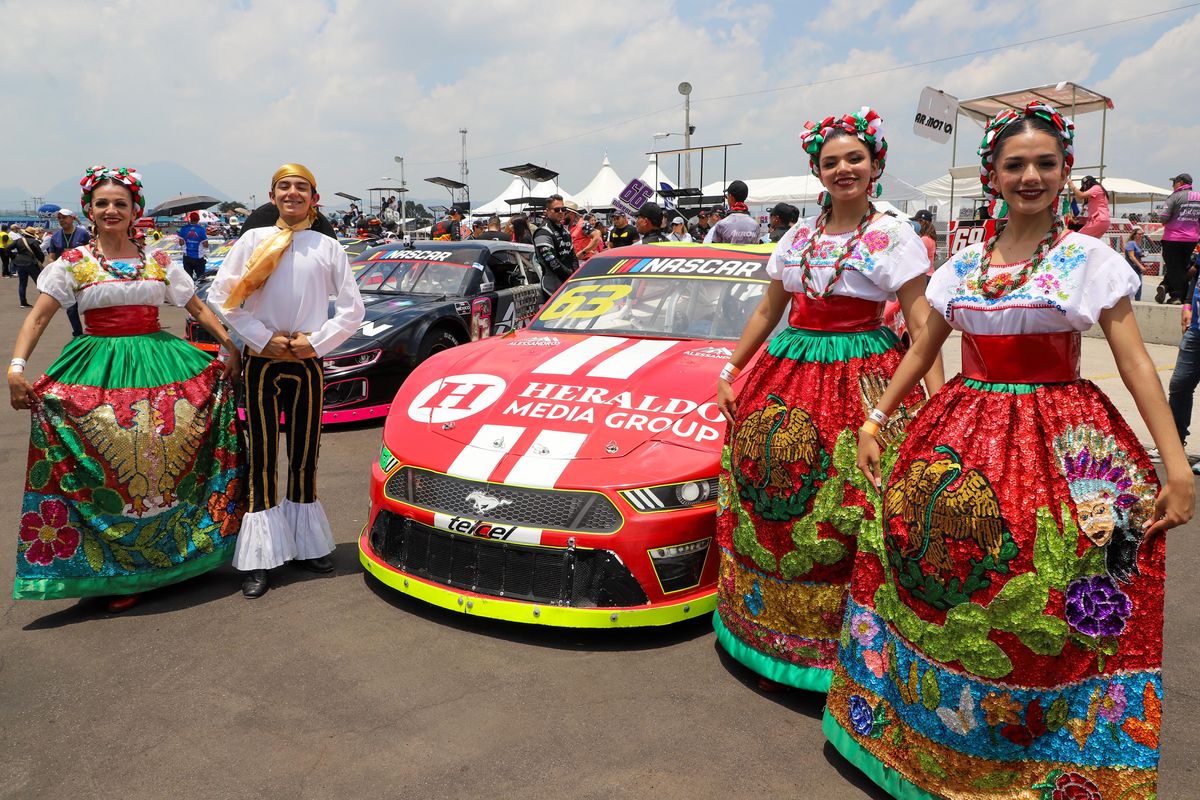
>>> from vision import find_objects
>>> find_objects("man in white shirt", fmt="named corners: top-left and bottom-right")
top-left (208, 164), bottom-right (365, 598)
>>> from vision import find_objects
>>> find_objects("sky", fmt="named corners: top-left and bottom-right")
top-left (4, 0), bottom-right (1199, 210)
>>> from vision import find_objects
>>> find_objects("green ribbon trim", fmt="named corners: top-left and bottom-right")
top-left (44, 331), bottom-right (214, 388)
top-left (12, 541), bottom-right (234, 600)
top-left (767, 326), bottom-right (899, 364)
top-left (822, 709), bottom-right (941, 800)
top-left (712, 612), bottom-right (833, 693)
top-left (962, 377), bottom-right (1062, 395)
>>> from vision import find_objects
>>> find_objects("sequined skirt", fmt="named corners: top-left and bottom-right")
top-left (713, 326), bottom-right (925, 691)
top-left (13, 331), bottom-right (244, 600)
top-left (826, 377), bottom-right (1163, 800)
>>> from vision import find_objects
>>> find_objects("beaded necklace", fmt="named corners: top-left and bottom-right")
top-left (969, 215), bottom-right (1065, 299)
top-left (790, 204), bottom-right (876, 299)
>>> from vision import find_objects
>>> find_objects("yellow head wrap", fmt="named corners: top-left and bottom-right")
top-left (222, 163), bottom-right (320, 310)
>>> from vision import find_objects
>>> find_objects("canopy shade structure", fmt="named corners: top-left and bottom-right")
top-left (425, 176), bottom-right (467, 190)
top-left (368, 186), bottom-right (408, 193)
top-left (334, 192), bottom-right (362, 202)
top-left (572, 156), bottom-right (626, 210)
top-left (957, 82), bottom-right (1114, 125)
top-left (500, 164), bottom-right (560, 183)
top-left (1085, 176), bottom-right (1172, 205)
top-left (471, 177), bottom-right (577, 216)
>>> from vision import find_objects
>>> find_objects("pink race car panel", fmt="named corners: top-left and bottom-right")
top-left (361, 242), bottom-right (779, 627)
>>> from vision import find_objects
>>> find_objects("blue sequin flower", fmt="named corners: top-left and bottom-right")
top-left (848, 695), bottom-right (875, 736)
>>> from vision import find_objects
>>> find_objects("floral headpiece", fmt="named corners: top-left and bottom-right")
top-left (977, 103), bottom-right (1074, 198)
top-left (80, 165), bottom-right (145, 216)
top-left (799, 107), bottom-right (888, 182)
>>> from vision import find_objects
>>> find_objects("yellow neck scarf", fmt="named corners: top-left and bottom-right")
top-left (221, 210), bottom-right (316, 309)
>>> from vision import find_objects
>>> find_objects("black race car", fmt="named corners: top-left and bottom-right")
top-left (322, 240), bottom-right (542, 423)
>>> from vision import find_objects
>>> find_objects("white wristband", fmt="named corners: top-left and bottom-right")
top-left (867, 407), bottom-right (888, 426)
top-left (10, 358), bottom-right (27, 368)
top-left (719, 362), bottom-right (742, 382)
top-left (8, 364), bottom-right (24, 374)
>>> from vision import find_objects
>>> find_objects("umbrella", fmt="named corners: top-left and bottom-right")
top-left (145, 194), bottom-right (220, 218)
top-left (37, 203), bottom-right (62, 214)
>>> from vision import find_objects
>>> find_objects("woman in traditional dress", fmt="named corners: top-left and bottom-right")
top-left (714, 108), bottom-right (944, 691)
top-left (8, 166), bottom-right (243, 613)
top-left (830, 103), bottom-right (1193, 799)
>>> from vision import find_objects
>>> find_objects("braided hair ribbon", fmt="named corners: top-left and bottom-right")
top-left (977, 102), bottom-right (1074, 198)
top-left (799, 106), bottom-right (888, 181)
top-left (80, 165), bottom-right (146, 215)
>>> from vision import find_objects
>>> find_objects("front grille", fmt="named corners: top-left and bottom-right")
top-left (187, 319), bottom-right (217, 345)
top-left (324, 378), bottom-right (367, 408)
top-left (385, 467), bottom-right (622, 533)
top-left (369, 510), bottom-right (646, 607)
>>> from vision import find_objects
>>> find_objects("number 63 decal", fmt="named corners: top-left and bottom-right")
top-left (540, 283), bottom-right (633, 320)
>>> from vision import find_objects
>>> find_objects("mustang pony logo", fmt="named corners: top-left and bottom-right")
top-left (465, 491), bottom-right (512, 515)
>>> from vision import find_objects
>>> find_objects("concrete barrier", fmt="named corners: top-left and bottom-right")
top-left (1083, 298), bottom-right (1186, 347)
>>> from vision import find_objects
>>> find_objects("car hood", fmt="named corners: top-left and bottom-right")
top-left (388, 329), bottom-right (746, 477)
top-left (329, 293), bottom-right (456, 351)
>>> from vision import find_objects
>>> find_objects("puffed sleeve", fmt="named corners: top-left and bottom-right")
top-left (307, 237), bottom-right (365, 357)
top-left (925, 248), bottom-right (974, 320)
top-left (36, 258), bottom-right (78, 308)
top-left (164, 260), bottom-right (196, 307)
top-left (764, 220), bottom-right (808, 281)
top-left (207, 232), bottom-right (274, 352)
top-left (859, 217), bottom-right (930, 294)
top-left (1072, 236), bottom-right (1140, 325)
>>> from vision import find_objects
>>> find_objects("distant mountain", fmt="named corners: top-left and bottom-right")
top-left (40, 161), bottom-right (233, 208)
top-left (0, 186), bottom-right (35, 206)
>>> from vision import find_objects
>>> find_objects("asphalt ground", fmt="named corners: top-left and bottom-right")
top-left (1, 298), bottom-right (1197, 800)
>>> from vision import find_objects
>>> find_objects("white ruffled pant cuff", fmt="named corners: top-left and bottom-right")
top-left (232, 500), bottom-right (335, 571)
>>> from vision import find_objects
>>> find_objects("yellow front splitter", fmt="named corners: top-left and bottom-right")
top-left (359, 533), bottom-right (716, 628)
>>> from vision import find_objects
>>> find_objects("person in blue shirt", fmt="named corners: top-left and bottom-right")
top-left (1123, 226), bottom-right (1149, 301)
top-left (177, 211), bottom-right (209, 280)
top-left (45, 208), bottom-right (91, 336)
top-left (1168, 243), bottom-right (1200, 473)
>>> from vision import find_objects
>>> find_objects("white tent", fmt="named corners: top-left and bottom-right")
top-left (918, 166), bottom-right (985, 220)
top-left (1089, 177), bottom-right (1172, 206)
top-left (573, 156), bottom-right (626, 210)
top-left (472, 177), bottom-right (577, 216)
top-left (637, 156), bottom-right (677, 203)
top-left (699, 175), bottom-right (822, 205)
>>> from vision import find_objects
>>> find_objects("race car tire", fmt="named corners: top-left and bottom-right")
top-left (417, 328), bottom-right (463, 361)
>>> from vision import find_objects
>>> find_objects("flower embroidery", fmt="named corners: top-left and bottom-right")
top-left (69, 258), bottom-right (103, 287)
top-left (1065, 574), bottom-right (1132, 637)
top-left (1097, 683), bottom-right (1127, 723)
top-left (848, 611), bottom-right (880, 646)
top-left (861, 229), bottom-right (890, 253)
top-left (981, 692), bottom-right (1023, 726)
top-left (19, 499), bottom-right (81, 565)
top-left (1043, 770), bottom-right (1102, 800)
top-left (61, 248), bottom-right (83, 264)
top-left (1034, 273), bottom-right (1060, 293)
top-left (207, 478), bottom-right (245, 538)
top-left (847, 695), bottom-right (875, 736)
top-left (152, 250), bottom-right (170, 267)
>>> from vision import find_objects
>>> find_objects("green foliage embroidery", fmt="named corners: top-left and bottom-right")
top-left (28, 460), bottom-right (51, 490)
top-left (920, 668), bottom-right (941, 711)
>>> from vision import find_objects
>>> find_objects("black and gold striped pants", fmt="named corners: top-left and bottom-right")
top-left (244, 354), bottom-right (323, 513)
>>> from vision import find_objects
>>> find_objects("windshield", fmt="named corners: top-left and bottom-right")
top-left (530, 275), bottom-right (771, 340)
top-left (355, 259), bottom-right (472, 295)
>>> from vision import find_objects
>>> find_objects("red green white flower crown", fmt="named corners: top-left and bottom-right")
top-left (799, 107), bottom-right (887, 180)
top-left (80, 165), bottom-right (145, 215)
top-left (977, 103), bottom-right (1075, 198)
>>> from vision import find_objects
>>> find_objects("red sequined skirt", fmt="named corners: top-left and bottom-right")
top-left (826, 376), bottom-right (1163, 799)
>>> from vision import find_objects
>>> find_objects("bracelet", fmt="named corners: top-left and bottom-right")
top-left (867, 407), bottom-right (888, 426)
top-left (10, 358), bottom-right (27, 368)
top-left (8, 365), bottom-right (24, 375)
top-left (719, 362), bottom-right (742, 382)
top-left (860, 420), bottom-right (881, 439)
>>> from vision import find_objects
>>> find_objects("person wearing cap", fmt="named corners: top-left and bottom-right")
top-left (1067, 175), bottom-right (1110, 239)
top-left (1158, 173), bottom-right (1200, 304)
top-left (208, 163), bottom-right (365, 599)
top-left (667, 215), bottom-right (693, 242)
top-left (608, 210), bottom-right (638, 249)
top-left (431, 207), bottom-right (463, 241)
top-left (4, 223), bottom-right (44, 307)
top-left (636, 202), bottom-right (667, 244)
top-left (705, 180), bottom-right (761, 244)
top-left (177, 211), bottom-right (209, 281)
top-left (533, 194), bottom-right (578, 299)
top-left (45, 208), bottom-right (91, 336)
top-left (912, 208), bottom-right (938, 269)
top-left (764, 202), bottom-right (799, 243)
top-left (470, 219), bottom-right (486, 239)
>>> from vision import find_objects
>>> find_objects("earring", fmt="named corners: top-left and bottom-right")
top-left (870, 180), bottom-right (883, 199)
top-left (818, 190), bottom-right (831, 208)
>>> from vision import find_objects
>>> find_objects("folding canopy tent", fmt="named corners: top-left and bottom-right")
top-left (471, 174), bottom-right (577, 217)
top-left (573, 156), bottom-right (626, 210)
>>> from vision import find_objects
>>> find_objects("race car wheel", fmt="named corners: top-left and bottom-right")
top-left (418, 328), bottom-right (463, 360)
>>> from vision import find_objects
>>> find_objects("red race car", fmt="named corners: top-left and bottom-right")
top-left (361, 242), bottom-right (779, 627)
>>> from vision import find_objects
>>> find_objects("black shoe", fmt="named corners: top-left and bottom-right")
top-left (242, 569), bottom-right (269, 598)
top-left (1155, 283), bottom-right (1167, 304)
top-left (295, 555), bottom-right (335, 573)
top-left (18, 303), bottom-right (31, 308)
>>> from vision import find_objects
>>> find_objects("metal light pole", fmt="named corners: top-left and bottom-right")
top-left (393, 155), bottom-right (407, 236)
top-left (678, 82), bottom-right (693, 189)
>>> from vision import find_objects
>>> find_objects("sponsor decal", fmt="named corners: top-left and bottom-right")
top-left (503, 381), bottom-right (723, 444)
top-left (359, 320), bottom-right (393, 337)
top-left (465, 490), bottom-right (512, 515)
top-left (684, 346), bottom-right (733, 360)
top-left (603, 257), bottom-right (761, 278)
top-left (408, 373), bottom-right (507, 423)
top-left (433, 513), bottom-right (541, 544)
top-left (508, 335), bottom-right (561, 347)
top-left (540, 284), bottom-right (632, 321)
top-left (369, 249), bottom-right (455, 262)
top-left (455, 301), bottom-right (471, 315)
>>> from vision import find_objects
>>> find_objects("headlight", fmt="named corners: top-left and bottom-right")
top-left (323, 349), bottom-right (382, 373)
top-left (620, 478), bottom-right (719, 512)
top-left (648, 538), bottom-right (711, 593)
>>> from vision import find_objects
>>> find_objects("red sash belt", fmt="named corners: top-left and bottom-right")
top-left (961, 332), bottom-right (1080, 383)
top-left (788, 294), bottom-right (884, 332)
top-left (83, 305), bottom-right (161, 337)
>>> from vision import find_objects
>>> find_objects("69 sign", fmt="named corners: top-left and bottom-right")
top-left (946, 220), bottom-right (998, 257)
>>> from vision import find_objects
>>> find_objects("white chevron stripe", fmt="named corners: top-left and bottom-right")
top-left (503, 430), bottom-right (588, 488)
top-left (446, 424), bottom-right (526, 481)
top-left (586, 338), bottom-right (677, 379)
top-left (532, 336), bottom-right (627, 375)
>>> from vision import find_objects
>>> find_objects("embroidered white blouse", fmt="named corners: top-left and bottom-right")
top-left (766, 214), bottom-right (931, 300)
top-left (207, 228), bottom-right (365, 357)
top-left (926, 232), bottom-right (1140, 335)
top-left (37, 246), bottom-right (194, 311)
